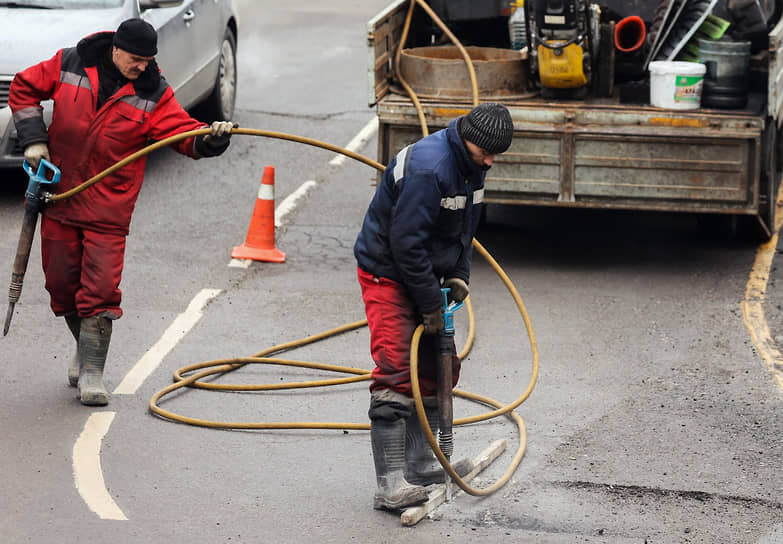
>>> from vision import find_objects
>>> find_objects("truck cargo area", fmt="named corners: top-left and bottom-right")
top-left (368, 0), bottom-right (783, 239)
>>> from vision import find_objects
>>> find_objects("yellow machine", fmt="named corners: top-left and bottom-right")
top-left (537, 41), bottom-right (588, 89)
top-left (527, 0), bottom-right (594, 97)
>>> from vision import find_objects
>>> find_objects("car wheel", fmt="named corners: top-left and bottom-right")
top-left (198, 28), bottom-right (237, 122)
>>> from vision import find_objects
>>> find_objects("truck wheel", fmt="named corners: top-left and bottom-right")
top-left (197, 28), bottom-right (237, 122)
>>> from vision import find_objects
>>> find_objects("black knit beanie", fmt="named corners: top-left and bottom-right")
top-left (458, 103), bottom-right (514, 154)
top-left (113, 18), bottom-right (157, 56)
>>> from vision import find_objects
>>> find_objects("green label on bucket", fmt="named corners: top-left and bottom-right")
top-left (674, 75), bottom-right (703, 102)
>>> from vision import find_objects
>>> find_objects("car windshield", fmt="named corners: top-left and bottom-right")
top-left (0, 0), bottom-right (123, 7)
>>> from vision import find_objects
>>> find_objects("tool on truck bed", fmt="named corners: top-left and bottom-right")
top-left (526, 0), bottom-right (595, 98)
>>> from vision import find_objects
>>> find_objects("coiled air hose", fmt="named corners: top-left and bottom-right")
top-left (48, 125), bottom-right (538, 496)
top-left (54, 0), bottom-right (538, 500)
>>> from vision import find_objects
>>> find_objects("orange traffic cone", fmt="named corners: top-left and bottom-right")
top-left (231, 166), bottom-right (286, 262)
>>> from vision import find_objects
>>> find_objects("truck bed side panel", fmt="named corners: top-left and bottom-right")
top-left (378, 99), bottom-right (763, 214)
top-left (367, 0), bottom-right (407, 106)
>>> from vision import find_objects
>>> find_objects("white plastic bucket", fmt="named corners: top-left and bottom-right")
top-left (649, 61), bottom-right (706, 110)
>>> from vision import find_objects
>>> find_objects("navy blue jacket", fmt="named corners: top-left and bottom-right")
top-left (354, 118), bottom-right (486, 313)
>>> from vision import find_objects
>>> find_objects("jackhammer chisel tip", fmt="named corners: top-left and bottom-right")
top-left (4, 303), bottom-right (15, 336)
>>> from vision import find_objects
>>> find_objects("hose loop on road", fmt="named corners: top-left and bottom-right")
top-left (56, 0), bottom-right (539, 499)
top-left (55, 0), bottom-right (538, 495)
top-left (49, 122), bottom-right (538, 496)
top-left (120, 127), bottom-right (536, 497)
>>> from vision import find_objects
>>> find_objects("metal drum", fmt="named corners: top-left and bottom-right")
top-left (398, 45), bottom-right (532, 100)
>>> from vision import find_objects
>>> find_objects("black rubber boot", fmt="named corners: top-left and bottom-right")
top-left (64, 313), bottom-right (81, 387)
top-left (77, 316), bottom-right (112, 406)
top-left (371, 418), bottom-right (428, 510)
top-left (405, 397), bottom-right (473, 486)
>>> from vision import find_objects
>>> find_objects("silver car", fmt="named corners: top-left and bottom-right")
top-left (0, 0), bottom-right (238, 169)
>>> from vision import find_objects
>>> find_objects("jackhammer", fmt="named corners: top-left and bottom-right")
top-left (436, 286), bottom-right (463, 502)
top-left (3, 159), bottom-right (60, 336)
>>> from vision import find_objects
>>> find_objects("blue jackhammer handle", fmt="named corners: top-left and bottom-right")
top-left (440, 287), bottom-right (464, 337)
top-left (23, 159), bottom-right (61, 201)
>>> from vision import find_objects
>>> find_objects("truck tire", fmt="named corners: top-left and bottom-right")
top-left (196, 28), bottom-right (237, 122)
top-left (702, 92), bottom-right (748, 109)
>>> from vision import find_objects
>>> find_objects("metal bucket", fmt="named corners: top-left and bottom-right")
top-left (699, 39), bottom-right (751, 82)
top-left (698, 39), bottom-right (751, 108)
top-left (398, 45), bottom-right (531, 100)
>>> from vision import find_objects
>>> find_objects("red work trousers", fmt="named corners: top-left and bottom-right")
top-left (358, 267), bottom-right (460, 397)
top-left (40, 215), bottom-right (125, 319)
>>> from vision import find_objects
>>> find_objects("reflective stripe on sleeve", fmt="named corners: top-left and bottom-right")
top-left (12, 106), bottom-right (43, 123)
top-left (393, 145), bottom-right (411, 184)
top-left (441, 195), bottom-right (467, 210)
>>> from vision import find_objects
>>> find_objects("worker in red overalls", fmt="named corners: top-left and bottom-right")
top-left (354, 103), bottom-right (514, 509)
top-left (10, 18), bottom-right (236, 406)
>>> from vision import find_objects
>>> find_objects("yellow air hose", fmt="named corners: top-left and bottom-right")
top-left (52, 0), bottom-right (538, 496)
top-left (47, 125), bottom-right (538, 495)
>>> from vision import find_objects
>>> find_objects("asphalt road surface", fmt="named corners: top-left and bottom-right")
top-left (1, 1), bottom-right (781, 542)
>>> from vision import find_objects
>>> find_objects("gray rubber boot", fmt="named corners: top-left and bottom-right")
top-left (77, 316), bottom-right (112, 406)
top-left (371, 418), bottom-right (428, 510)
top-left (405, 397), bottom-right (474, 486)
top-left (64, 313), bottom-right (81, 387)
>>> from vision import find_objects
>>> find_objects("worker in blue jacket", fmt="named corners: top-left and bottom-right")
top-left (354, 103), bottom-right (514, 510)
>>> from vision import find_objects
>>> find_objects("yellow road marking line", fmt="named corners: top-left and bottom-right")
top-left (741, 186), bottom-right (783, 390)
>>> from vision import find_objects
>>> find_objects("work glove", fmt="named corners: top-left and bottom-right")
top-left (443, 277), bottom-right (469, 303)
top-left (203, 121), bottom-right (237, 148)
top-left (422, 307), bottom-right (444, 336)
top-left (24, 142), bottom-right (50, 169)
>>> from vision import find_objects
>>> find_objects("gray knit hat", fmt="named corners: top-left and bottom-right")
top-left (458, 103), bottom-right (513, 154)
top-left (113, 18), bottom-right (157, 57)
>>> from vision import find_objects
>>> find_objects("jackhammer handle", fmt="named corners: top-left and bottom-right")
top-left (4, 201), bottom-right (41, 336)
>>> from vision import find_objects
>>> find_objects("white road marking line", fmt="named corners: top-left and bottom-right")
top-left (275, 179), bottom-right (318, 226)
top-left (328, 117), bottom-right (378, 167)
top-left (228, 258), bottom-right (251, 268)
top-left (113, 288), bottom-right (222, 395)
top-left (73, 412), bottom-right (127, 521)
